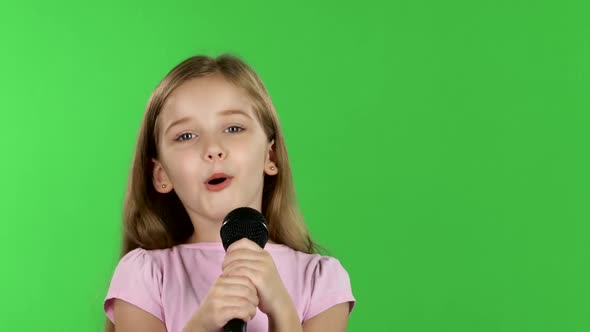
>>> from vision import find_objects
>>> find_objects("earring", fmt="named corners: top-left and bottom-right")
top-left (162, 184), bottom-right (167, 188)
top-left (270, 166), bottom-right (275, 170)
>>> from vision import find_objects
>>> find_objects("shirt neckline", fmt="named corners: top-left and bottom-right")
top-left (176, 241), bottom-right (290, 251)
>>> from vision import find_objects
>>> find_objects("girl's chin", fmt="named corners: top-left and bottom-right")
top-left (192, 198), bottom-right (257, 221)
top-left (204, 203), bottom-right (242, 220)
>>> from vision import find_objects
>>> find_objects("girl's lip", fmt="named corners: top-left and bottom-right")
top-left (204, 172), bottom-right (232, 183)
top-left (205, 177), bottom-right (233, 192)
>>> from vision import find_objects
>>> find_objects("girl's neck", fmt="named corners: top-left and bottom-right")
top-left (185, 229), bottom-right (219, 244)
top-left (184, 232), bottom-right (276, 245)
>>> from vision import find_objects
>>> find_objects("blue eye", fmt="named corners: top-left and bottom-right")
top-left (226, 126), bottom-right (244, 133)
top-left (176, 133), bottom-right (196, 142)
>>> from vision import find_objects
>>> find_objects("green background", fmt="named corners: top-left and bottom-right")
top-left (1, 0), bottom-right (589, 331)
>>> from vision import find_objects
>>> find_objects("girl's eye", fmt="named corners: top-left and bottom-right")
top-left (176, 133), bottom-right (196, 142)
top-left (225, 126), bottom-right (244, 133)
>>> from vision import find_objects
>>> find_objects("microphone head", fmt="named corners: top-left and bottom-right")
top-left (220, 207), bottom-right (269, 251)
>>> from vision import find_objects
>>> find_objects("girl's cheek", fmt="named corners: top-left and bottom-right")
top-left (224, 140), bottom-right (245, 154)
top-left (175, 154), bottom-right (200, 173)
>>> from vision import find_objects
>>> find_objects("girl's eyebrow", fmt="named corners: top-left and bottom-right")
top-left (164, 110), bottom-right (252, 135)
top-left (164, 116), bottom-right (192, 136)
top-left (218, 109), bottom-right (253, 120)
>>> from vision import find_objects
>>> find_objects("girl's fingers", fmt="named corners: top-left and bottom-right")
top-left (226, 238), bottom-right (264, 253)
top-left (219, 276), bottom-right (259, 305)
top-left (222, 259), bottom-right (261, 275)
top-left (222, 251), bottom-right (263, 270)
top-left (223, 265), bottom-right (259, 283)
top-left (218, 281), bottom-right (259, 306)
top-left (224, 302), bottom-right (257, 322)
top-left (220, 275), bottom-right (256, 291)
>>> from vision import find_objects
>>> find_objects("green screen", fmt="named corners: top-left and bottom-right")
top-left (1, 0), bottom-right (588, 331)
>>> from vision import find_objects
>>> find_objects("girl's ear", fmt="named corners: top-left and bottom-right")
top-left (152, 158), bottom-right (173, 193)
top-left (264, 139), bottom-right (278, 176)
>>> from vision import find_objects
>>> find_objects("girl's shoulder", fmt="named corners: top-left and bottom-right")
top-left (104, 247), bottom-right (168, 323)
top-left (117, 246), bottom-right (167, 269)
top-left (112, 245), bottom-right (196, 280)
top-left (266, 244), bottom-right (356, 320)
top-left (267, 243), bottom-right (352, 288)
top-left (266, 243), bottom-right (344, 266)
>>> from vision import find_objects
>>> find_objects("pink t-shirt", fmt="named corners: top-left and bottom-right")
top-left (104, 242), bottom-right (355, 332)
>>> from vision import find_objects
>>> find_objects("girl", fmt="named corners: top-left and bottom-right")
top-left (103, 54), bottom-right (355, 332)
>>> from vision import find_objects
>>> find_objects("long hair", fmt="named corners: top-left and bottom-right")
top-left (105, 54), bottom-right (320, 331)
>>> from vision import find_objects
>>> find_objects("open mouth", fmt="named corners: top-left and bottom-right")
top-left (208, 177), bottom-right (227, 185)
top-left (205, 173), bottom-right (233, 192)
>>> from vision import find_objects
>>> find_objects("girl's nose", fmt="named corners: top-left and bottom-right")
top-left (202, 136), bottom-right (227, 161)
top-left (207, 151), bottom-right (225, 160)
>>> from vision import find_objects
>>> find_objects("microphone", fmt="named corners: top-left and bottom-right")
top-left (220, 207), bottom-right (269, 332)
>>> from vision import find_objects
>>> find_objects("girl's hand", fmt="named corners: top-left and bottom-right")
top-left (221, 238), bottom-right (292, 318)
top-left (184, 274), bottom-right (258, 332)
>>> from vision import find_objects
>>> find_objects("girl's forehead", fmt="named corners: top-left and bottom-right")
top-left (163, 76), bottom-right (252, 115)
top-left (173, 75), bottom-right (242, 98)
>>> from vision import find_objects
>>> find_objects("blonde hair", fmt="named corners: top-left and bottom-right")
top-left (105, 54), bottom-right (321, 331)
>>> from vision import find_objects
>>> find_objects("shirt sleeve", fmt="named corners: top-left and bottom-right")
top-left (304, 256), bottom-right (356, 321)
top-left (103, 248), bottom-right (164, 323)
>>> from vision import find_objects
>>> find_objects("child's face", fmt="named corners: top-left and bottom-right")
top-left (152, 74), bottom-right (277, 224)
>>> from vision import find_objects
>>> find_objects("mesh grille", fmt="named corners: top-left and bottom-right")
top-left (220, 207), bottom-right (269, 251)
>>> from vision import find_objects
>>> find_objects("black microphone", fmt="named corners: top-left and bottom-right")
top-left (220, 207), bottom-right (269, 332)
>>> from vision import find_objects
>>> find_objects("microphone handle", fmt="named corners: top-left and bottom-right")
top-left (224, 318), bottom-right (246, 332)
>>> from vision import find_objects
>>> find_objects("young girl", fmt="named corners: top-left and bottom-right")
top-left (103, 54), bottom-right (355, 332)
